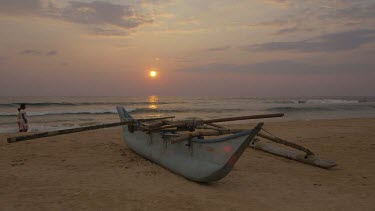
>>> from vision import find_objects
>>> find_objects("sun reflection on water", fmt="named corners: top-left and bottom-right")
top-left (148, 95), bottom-right (158, 109)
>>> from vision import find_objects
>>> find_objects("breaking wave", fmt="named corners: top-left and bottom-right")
top-left (0, 110), bottom-right (120, 117)
top-left (266, 107), bottom-right (334, 112)
top-left (264, 99), bottom-right (362, 104)
top-left (0, 108), bottom-right (248, 117)
top-left (304, 99), bottom-right (359, 104)
top-left (266, 104), bottom-right (374, 112)
top-left (0, 101), bottom-right (181, 108)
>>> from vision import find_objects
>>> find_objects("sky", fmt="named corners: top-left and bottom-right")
top-left (0, 0), bottom-right (374, 96)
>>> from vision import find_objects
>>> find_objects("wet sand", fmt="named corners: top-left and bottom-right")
top-left (1, 118), bottom-right (374, 210)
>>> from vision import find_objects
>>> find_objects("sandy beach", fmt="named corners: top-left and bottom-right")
top-left (1, 118), bottom-right (374, 211)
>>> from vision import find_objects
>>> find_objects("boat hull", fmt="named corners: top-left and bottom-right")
top-left (117, 106), bottom-right (262, 182)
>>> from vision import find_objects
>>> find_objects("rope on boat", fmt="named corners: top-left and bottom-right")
top-left (259, 128), bottom-right (315, 156)
top-left (184, 119), bottom-right (204, 131)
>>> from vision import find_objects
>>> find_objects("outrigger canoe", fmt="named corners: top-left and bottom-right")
top-left (7, 106), bottom-right (336, 183)
top-left (117, 106), bottom-right (263, 182)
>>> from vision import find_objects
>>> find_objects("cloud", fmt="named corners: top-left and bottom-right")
top-left (139, 0), bottom-right (174, 3)
top-left (274, 26), bottom-right (299, 35)
top-left (20, 50), bottom-right (43, 55)
top-left (20, 49), bottom-right (58, 56)
top-left (207, 46), bottom-right (231, 52)
top-left (250, 1), bottom-right (374, 35)
top-left (266, 0), bottom-right (290, 5)
top-left (177, 60), bottom-right (374, 74)
top-left (60, 62), bottom-right (68, 66)
top-left (326, 2), bottom-right (375, 21)
top-left (46, 50), bottom-right (57, 56)
top-left (0, 0), bottom-right (42, 15)
top-left (90, 26), bottom-right (130, 36)
top-left (0, 0), bottom-right (153, 36)
top-left (246, 29), bottom-right (375, 52)
top-left (60, 1), bottom-right (151, 29)
top-left (178, 18), bottom-right (200, 26)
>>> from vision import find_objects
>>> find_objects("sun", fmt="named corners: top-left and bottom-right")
top-left (149, 70), bottom-right (157, 78)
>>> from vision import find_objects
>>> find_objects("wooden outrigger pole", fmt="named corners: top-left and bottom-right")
top-left (7, 116), bottom-right (175, 143)
top-left (167, 129), bottom-right (336, 169)
top-left (249, 137), bottom-right (337, 169)
top-left (7, 113), bottom-right (283, 143)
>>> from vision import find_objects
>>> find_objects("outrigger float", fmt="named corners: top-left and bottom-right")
top-left (7, 106), bottom-right (337, 183)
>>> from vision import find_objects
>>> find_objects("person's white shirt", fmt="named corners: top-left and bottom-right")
top-left (19, 110), bottom-right (28, 124)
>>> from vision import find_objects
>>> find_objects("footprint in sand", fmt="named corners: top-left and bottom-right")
top-left (11, 159), bottom-right (26, 167)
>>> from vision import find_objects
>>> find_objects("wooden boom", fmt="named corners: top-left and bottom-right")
top-left (203, 113), bottom-right (284, 124)
top-left (7, 116), bottom-right (175, 143)
top-left (150, 113), bottom-right (284, 130)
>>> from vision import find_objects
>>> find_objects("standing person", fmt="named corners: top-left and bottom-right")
top-left (17, 107), bottom-right (21, 131)
top-left (18, 104), bottom-right (28, 132)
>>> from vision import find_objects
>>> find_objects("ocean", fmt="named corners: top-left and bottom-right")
top-left (1, 96), bottom-right (374, 133)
